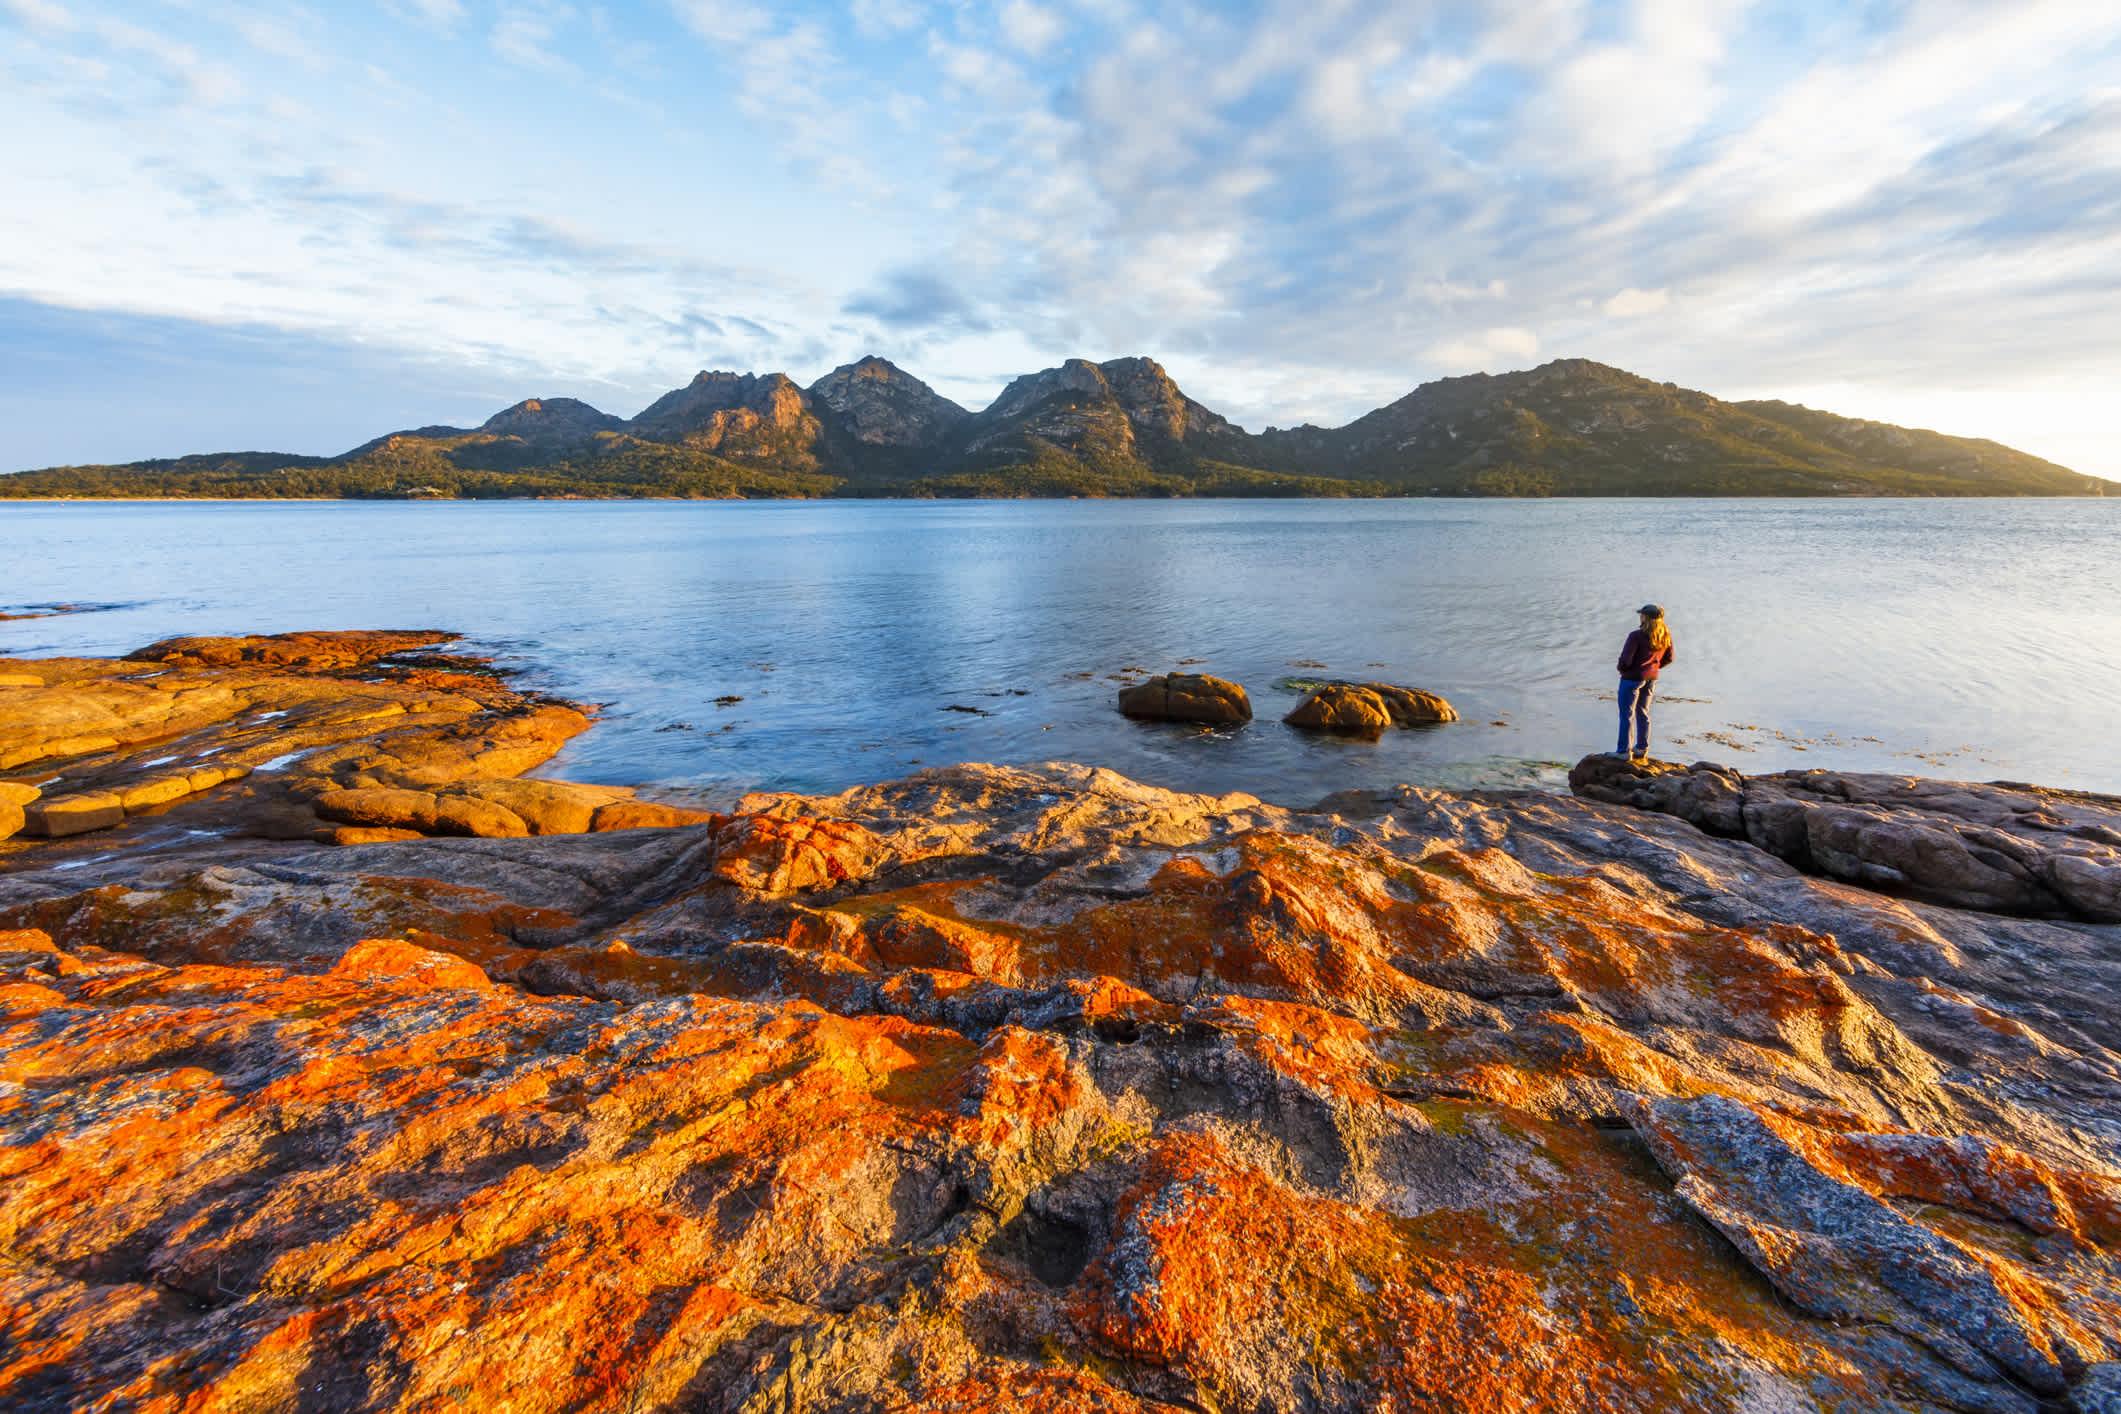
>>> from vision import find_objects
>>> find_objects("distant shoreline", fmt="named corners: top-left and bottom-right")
top-left (6, 357), bottom-right (2108, 499)
top-left (3, 490), bottom-right (2114, 504)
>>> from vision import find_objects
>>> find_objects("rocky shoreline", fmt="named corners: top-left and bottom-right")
top-left (2, 637), bottom-right (2117, 1412)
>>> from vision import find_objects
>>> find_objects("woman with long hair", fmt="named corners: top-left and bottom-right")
top-left (1615, 604), bottom-right (1674, 761)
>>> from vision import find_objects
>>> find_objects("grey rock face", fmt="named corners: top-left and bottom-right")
top-left (1570, 754), bottom-right (2121, 921)
top-left (627, 370), bottom-right (809, 441)
top-left (1625, 1094), bottom-right (2077, 1397)
top-left (477, 397), bottom-right (624, 445)
top-left (6, 755), bottom-right (2120, 1411)
top-left (981, 358), bottom-right (1114, 423)
top-left (806, 356), bottom-right (970, 447)
top-left (1094, 356), bottom-right (1239, 441)
top-left (979, 356), bottom-right (1237, 443)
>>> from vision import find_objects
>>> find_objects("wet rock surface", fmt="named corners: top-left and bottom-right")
top-left (1283, 681), bottom-right (1458, 733)
top-left (1114, 672), bottom-right (1252, 724)
top-left (0, 632), bottom-right (710, 856)
top-left (1, 754), bottom-right (2116, 1412)
top-left (1571, 753), bottom-right (2121, 922)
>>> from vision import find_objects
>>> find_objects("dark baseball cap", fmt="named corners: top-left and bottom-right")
top-left (1638, 603), bottom-right (1664, 616)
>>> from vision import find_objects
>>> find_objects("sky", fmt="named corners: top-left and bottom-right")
top-left (2, 0), bottom-right (2118, 477)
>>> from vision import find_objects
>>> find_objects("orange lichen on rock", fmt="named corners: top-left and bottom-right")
top-left (0, 633), bottom-right (734, 851)
top-left (0, 759), bottom-right (2117, 1412)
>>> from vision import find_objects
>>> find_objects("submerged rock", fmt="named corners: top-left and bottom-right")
top-left (1, 758), bottom-right (2116, 1412)
top-left (1115, 671), bottom-right (1252, 723)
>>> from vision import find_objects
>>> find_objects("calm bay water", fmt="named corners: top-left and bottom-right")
top-left (3, 498), bottom-right (2117, 805)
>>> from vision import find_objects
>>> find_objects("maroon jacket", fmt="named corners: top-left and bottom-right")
top-left (1617, 629), bottom-right (1674, 681)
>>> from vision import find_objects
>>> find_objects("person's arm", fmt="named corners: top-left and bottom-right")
top-left (1660, 642), bottom-right (1675, 669)
top-left (1617, 630), bottom-right (1645, 676)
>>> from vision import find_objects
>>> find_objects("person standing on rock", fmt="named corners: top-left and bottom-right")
top-left (1614, 604), bottom-right (1674, 761)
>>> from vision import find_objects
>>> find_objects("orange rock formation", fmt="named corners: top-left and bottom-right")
top-left (0, 632), bottom-right (713, 853)
top-left (1, 737), bottom-right (2116, 1411)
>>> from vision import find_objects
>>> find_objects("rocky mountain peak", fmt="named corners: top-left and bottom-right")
top-left (973, 356), bottom-right (1237, 443)
top-left (808, 356), bottom-right (970, 447)
top-left (478, 397), bottom-right (622, 444)
top-left (628, 371), bottom-right (810, 442)
top-left (981, 359), bottom-right (1113, 422)
top-left (1096, 356), bottom-right (1237, 441)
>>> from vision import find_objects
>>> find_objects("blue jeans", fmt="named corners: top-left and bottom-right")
top-left (1617, 678), bottom-right (1655, 755)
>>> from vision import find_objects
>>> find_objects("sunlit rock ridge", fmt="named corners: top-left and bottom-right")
top-left (4, 356), bottom-right (2106, 499)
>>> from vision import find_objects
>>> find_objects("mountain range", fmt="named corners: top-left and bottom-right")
top-left (4, 356), bottom-right (2104, 499)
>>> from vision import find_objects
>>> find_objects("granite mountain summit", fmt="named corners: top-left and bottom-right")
top-left (6, 356), bottom-right (2103, 499)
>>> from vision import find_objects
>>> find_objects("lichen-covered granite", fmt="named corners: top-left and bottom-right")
top-left (0, 632), bottom-right (712, 857)
top-left (0, 645), bottom-right (2117, 1412)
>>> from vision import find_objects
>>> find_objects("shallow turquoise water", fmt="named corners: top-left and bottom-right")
top-left (3, 498), bottom-right (2117, 804)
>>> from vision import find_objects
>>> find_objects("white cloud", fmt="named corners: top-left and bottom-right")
top-left (998, 1), bottom-right (1062, 55)
top-left (1486, 326), bottom-right (1540, 359)
top-left (1603, 287), bottom-right (1668, 317)
top-left (7, 0), bottom-right (2121, 476)
top-left (1428, 327), bottom-right (1542, 371)
top-left (1, 0), bottom-right (74, 36)
top-left (669, 0), bottom-right (770, 46)
top-left (84, 14), bottom-right (246, 105)
top-left (670, 0), bottom-right (897, 192)
top-left (492, 4), bottom-right (578, 72)
top-left (851, 0), bottom-right (925, 37)
top-left (389, 0), bottom-right (468, 33)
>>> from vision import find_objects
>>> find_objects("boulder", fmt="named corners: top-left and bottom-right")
top-left (455, 777), bottom-right (634, 835)
top-left (330, 937), bottom-right (491, 990)
top-left (1361, 682), bottom-right (1458, 724)
top-left (116, 775), bottom-right (202, 813)
top-left (0, 782), bottom-right (37, 843)
top-left (324, 826), bottom-right (426, 846)
top-left (1283, 683), bottom-right (1393, 732)
top-left (1571, 755), bottom-right (2121, 922)
top-left (1115, 672), bottom-right (1251, 724)
top-left (23, 791), bottom-right (125, 838)
top-left (312, 787), bottom-right (444, 832)
top-left (1568, 753), bottom-right (1747, 837)
top-left (311, 787), bottom-right (530, 839)
top-left (589, 799), bottom-right (718, 832)
top-left (1284, 680), bottom-right (1457, 731)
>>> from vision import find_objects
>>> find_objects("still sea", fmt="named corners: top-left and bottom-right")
top-left (4, 497), bottom-right (2117, 805)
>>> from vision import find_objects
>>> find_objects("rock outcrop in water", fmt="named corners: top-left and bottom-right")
top-left (1114, 672), bottom-right (1252, 724)
top-left (1284, 681), bottom-right (1458, 733)
top-left (0, 632), bottom-right (710, 849)
top-left (2, 708), bottom-right (2117, 1411)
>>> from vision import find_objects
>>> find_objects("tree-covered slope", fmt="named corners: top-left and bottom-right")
top-left (4, 356), bottom-right (2105, 499)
